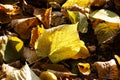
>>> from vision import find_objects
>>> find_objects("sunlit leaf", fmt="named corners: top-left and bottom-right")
top-left (39, 70), bottom-right (57, 80)
top-left (90, 9), bottom-right (120, 23)
top-left (72, 40), bottom-right (90, 59)
top-left (77, 62), bottom-right (91, 75)
top-left (2, 63), bottom-right (40, 80)
top-left (94, 22), bottom-right (119, 44)
top-left (35, 23), bottom-right (89, 63)
top-left (114, 55), bottom-right (120, 65)
top-left (3, 36), bottom-right (23, 62)
top-left (68, 10), bottom-right (88, 33)
top-left (34, 8), bottom-right (52, 29)
top-left (62, 0), bottom-right (93, 9)
top-left (30, 25), bottom-right (44, 48)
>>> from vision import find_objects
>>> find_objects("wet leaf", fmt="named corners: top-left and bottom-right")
top-left (77, 62), bottom-right (91, 75)
top-left (2, 63), bottom-right (40, 80)
top-left (94, 22), bottom-right (119, 44)
top-left (35, 23), bottom-right (89, 63)
top-left (68, 10), bottom-right (88, 33)
top-left (3, 36), bottom-right (23, 63)
top-left (30, 25), bottom-right (44, 48)
top-left (90, 9), bottom-right (120, 23)
top-left (34, 8), bottom-right (52, 29)
top-left (62, 0), bottom-right (93, 9)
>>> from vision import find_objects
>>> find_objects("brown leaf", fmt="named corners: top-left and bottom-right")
top-left (29, 25), bottom-right (44, 48)
top-left (93, 59), bottom-right (119, 79)
top-left (10, 17), bottom-right (38, 39)
top-left (23, 47), bottom-right (40, 64)
top-left (34, 8), bottom-right (52, 29)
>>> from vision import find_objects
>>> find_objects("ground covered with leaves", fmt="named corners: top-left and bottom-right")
top-left (0, 0), bottom-right (120, 80)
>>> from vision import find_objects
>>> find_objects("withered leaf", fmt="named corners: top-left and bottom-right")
top-left (34, 8), bottom-right (52, 29)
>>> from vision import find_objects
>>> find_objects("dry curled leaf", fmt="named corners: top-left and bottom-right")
top-left (11, 17), bottom-right (38, 39)
top-left (29, 25), bottom-right (44, 48)
top-left (93, 59), bottom-right (119, 79)
top-left (77, 62), bottom-right (91, 75)
top-left (2, 63), bottom-right (40, 80)
top-left (34, 8), bottom-right (52, 29)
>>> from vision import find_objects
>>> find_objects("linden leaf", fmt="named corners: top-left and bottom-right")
top-left (94, 22), bottom-right (119, 44)
top-left (3, 36), bottom-right (23, 63)
top-left (68, 10), bottom-right (88, 33)
top-left (90, 9), bottom-right (120, 23)
top-left (62, 0), bottom-right (93, 9)
top-left (35, 23), bottom-right (89, 63)
top-left (77, 62), bottom-right (91, 75)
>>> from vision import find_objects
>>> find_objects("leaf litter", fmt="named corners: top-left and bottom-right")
top-left (0, 0), bottom-right (120, 80)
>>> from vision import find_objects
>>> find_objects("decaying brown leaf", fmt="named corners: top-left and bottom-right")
top-left (23, 47), bottom-right (40, 64)
top-left (34, 8), bottom-right (52, 29)
top-left (10, 17), bottom-right (38, 39)
top-left (29, 25), bottom-right (44, 48)
top-left (93, 59), bottom-right (119, 79)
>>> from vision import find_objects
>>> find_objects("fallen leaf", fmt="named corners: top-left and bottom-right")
top-left (10, 17), bottom-right (38, 39)
top-left (2, 63), bottom-right (40, 80)
top-left (23, 47), bottom-right (40, 64)
top-left (62, 0), bottom-right (94, 9)
top-left (93, 59), bottom-right (119, 79)
top-left (29, 25), bottom-right (44, 48)
top-left (34, 8), bottom-right (52, 29)
top-left (3, 36), bottom-right (23, 63)
top-left (90, 9), bottom-right (120, 23)
top-left (35, 23), bottom-right (89, 63)
top-left (77, 62), bottom-right (91, 75)
top-left (39, 70), bottom-right (57, 80)
top-left (0, 10), bottom-right (11, 24)
top-left (0, 36), bottom-right (8, 64)
top-left (68, 10), bottom-right (88, 33)
top-left (94, 22), bottom-right (119, 44)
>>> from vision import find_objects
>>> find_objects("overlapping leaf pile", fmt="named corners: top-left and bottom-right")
top-left (0, 0), bottom-right (120, 79)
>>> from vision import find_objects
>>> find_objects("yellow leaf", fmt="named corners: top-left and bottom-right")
top-left (35, 23), bottom-right (90, 63)
top-left (62, 0), bottom-right (93, 9)
top-left (114, 55), bottom-right (120, 65)
top-left (77, 62), bottom-right (91, 75)
top-left (39, 71), bottom-right (57, 80)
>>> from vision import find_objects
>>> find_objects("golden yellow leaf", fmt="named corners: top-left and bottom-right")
top-left (62, 0), bottom-right (93, 9)
top-left (35, 23), bottom-right (90, 63)
top-left (77, 62), bottom-right (91, 75)
top-left (39, 71), bottom-right (57, 80)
